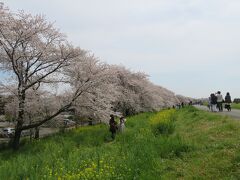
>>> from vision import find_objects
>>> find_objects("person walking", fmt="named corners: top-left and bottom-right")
top-left (181, 102), bottom-right (184, 108)
top-left (109, 115), bottom-right (117, 140)
top-left (216, 91), bottom-right (223, 112)
top-left (208, 95), bottom-right (212, 112)
top-left (211, 93), bottom-right (217, 112)
top-left (119, 116), bottom-right (126, 133)
top-left (225, 92), bottom-right (232, 111)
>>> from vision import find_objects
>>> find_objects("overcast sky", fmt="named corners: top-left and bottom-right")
top-left (2, 0), bottom-right (240, 98)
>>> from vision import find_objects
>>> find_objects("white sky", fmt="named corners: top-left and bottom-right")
top-left (1, 0), bottom-right (240, 98)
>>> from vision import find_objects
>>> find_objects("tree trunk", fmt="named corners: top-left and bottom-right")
top-left (34, 127), bottom-right (39, 139)
top-left (29, 117), bottom-right (33, 141)
top-left (12, 127), bottom-right (22, 150)
top-left (12, 88), bottom-right (25, 150)
top-left (30, 128), bottom-right (33, 141)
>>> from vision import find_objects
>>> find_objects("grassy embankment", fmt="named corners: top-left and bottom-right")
top-left (232, 103), bottom-right (240, 110)
top-left (0, 107), bottom-right (240, 179)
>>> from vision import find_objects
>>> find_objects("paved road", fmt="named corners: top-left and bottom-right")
top-left (194, 105), bottom-right (240, 120)
top-left (0, 124), bottom-right (90, 144)
top-left (0, 127), bottom-right (59, 144)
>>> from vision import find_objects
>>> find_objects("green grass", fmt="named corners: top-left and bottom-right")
top-left (0, 107), bottom-right (240, 179)
top-left (232, 103), bottom-right (240, 110)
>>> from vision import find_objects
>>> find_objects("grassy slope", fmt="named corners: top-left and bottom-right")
top-left (0, 107), bottom-right (240, 179)
top-left (232, 103), bottom-right (240, 110)
top-left (164, 108), bottom-right (240, 179)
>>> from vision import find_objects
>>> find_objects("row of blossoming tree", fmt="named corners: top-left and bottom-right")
top-left (0, 3), bottom-right (182, 149)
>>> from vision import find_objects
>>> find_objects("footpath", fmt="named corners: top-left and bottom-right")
top-left (194, 105), bottom-right (240, 120)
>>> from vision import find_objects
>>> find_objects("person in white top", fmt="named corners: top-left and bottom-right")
top-left (208, 95), bottom-right (212, 111)
top-left (119, 116), bottom-right (126, 132)
top-left (216, 91), bottom-right (223, 112)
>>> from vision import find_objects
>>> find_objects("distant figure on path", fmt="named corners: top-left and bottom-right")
top-left (208, 95), bottom-right (212, 111)
top-left (181, 102), bottom-right (184, 108)
top-left (225, 92), bottom-right (232, 111)
top-left (119, 116), bottom-right (126, 133)
top-left (216, 91), bottom-right (223, 112)
top-left (109, 115), bottom-right (118, 140)
top-left (211, 93), bottom-right (217, 112)
top-left (189, 101), bottom-right (193, 106)
top-left (176, 104), bottom-right (181, 109)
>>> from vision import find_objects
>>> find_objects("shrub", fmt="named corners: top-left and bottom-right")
top-left (156, 135), bottom-right (192, 158)
top-left (153, 119), bottom-right (175, 135)
top-left (150, 110), bottom-right (176, 136)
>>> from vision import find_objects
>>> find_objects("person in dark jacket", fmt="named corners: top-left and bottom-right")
top-left (109, 115), bottom-right (117, 139)
top-left (225, 92), bottom-right (232, 111)
top-left (211, 93), bottom-right (217, 112)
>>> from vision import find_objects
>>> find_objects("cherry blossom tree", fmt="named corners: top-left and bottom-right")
top-left (176, 95), bottom-right (194, 104)
top-left (0, 3), bottom-right (187, 150)
top-left (64, 55), bottom-right (118, 123)
top-left (110, 66), bottom-right (180, 115)
top-left (0, 6), bottom-right (83, 149)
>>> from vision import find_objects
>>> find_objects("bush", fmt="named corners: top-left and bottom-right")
top-left (153, 119), bottom-right (175, 135)
top-left (150, 110), bottom-right (176, 136)
top-left (156, 135), bottom-right (192, 158)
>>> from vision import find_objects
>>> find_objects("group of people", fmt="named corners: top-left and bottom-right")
top-left (109, 115), bottom-right (126, 140)
top-left (208, 91), bottom-right (232, 112)
top-left (173, 101), bottom-right (193, 109)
